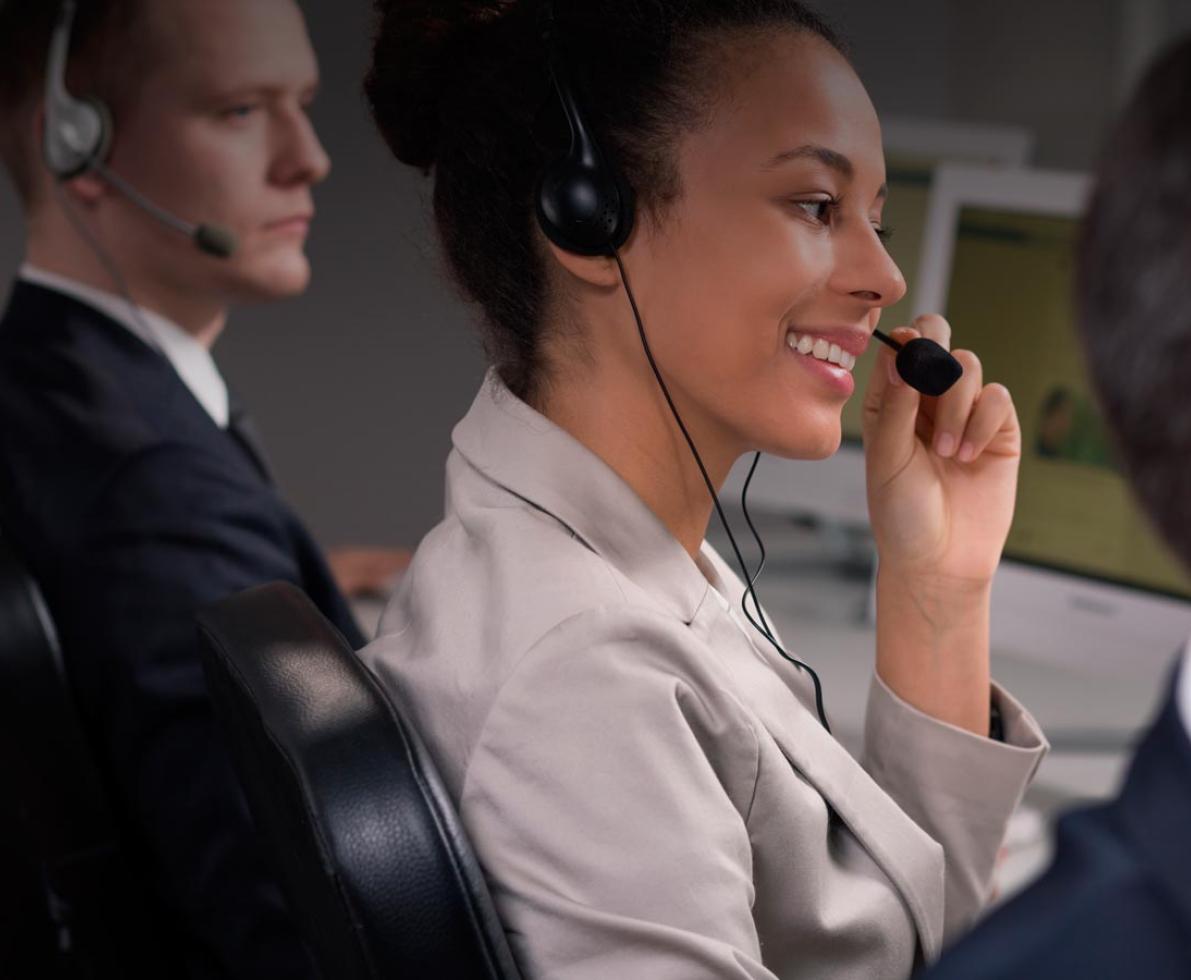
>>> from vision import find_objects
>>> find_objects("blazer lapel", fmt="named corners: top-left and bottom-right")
top-left (226, 393), bottom-right (275, 485)
top-left (693, 547), bottom-right (946, 960)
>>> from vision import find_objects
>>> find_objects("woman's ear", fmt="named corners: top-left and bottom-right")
top-left (541, 239), bottom-right (622, 289)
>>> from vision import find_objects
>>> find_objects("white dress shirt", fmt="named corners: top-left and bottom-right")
top-left (18, 263), bottom-right (230, 429)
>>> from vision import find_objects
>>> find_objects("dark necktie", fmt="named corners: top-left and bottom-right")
top-left (227, 396), bottom-right (275, 485)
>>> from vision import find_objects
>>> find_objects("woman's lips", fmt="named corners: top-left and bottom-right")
top-left (785, 339), bottom-right (856, 397)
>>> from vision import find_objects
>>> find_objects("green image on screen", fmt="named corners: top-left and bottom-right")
top-left (944, 206), bottom-right (1191, 599)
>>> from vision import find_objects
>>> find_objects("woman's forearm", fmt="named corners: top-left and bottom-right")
top-left (874, 567), bottom-right (993, 736)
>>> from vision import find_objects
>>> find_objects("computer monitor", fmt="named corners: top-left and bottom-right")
top-left (914, 163), bottom-right (1191, 669)
top-left (725, 119), bottom-right (1034, 525)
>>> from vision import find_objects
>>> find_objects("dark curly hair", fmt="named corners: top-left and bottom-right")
top-left (365, 0), bottom-right (846, 402)
top-left (1076, 34), bottom-right (1191, 571)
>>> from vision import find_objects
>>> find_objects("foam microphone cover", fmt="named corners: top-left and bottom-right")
top-left (194, 224), bottom-right (238, 259)
top-left (895, 337), bottom-right (963, 396)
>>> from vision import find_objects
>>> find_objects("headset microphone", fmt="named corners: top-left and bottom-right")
top-left (872, 328), bottom-right (963, 396)
top-left (44, 0), bottom-right (238, 259)
top-left (89, 160), bottom-right (238, 259)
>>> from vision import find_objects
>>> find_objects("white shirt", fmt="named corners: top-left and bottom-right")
top-left (18, 263), bottom-right (230, 429)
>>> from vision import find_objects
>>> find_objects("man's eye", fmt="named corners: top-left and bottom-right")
top-left (223, 104), bottom-right (260, 120)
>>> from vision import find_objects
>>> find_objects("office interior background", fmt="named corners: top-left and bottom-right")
top-left (6, 0), bottom-right (1189, 550)
top-left (4, 0), bottom-right (1191, 896)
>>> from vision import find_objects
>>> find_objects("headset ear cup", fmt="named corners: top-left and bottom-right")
top-left (44, 95), bottom-right (112, 179)
top-left (608, 171), bottom-right (635, 251)
top-left (535, 156), bottom-right (635, 256)
top-left (534, 62), bottom-right (636, 255)
top-left (83, 97), bottom-right (114, 166)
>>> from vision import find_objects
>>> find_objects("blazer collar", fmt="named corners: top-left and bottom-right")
top-left (695, 545), bottom-right (946, 960)
top-left (452, 370), bottom-right (712, 624)
top-left (1, 280), bottom-right (265, 490)
top-left (17, 266), bottom-right (230, 428)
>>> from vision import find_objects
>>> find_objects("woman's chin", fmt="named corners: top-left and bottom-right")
top-left (761, 427), bottom-right (843, 462)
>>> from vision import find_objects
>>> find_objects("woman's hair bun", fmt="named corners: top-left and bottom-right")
top-left (365, 0), bottom-right (529, 171)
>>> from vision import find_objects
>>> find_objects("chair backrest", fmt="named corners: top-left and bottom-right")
top-left (0, 530), bottom-right (145, 972)
top-left (197, 582), bottom-right (522, 980)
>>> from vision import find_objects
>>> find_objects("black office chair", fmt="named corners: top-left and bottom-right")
top-left (0, 529), bottom-right (150, 976)
top-left (197, 582), bottom-right (522, 980)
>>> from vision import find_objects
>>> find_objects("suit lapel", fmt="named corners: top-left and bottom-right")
top-left (226, 394), bottom-right (275, 485)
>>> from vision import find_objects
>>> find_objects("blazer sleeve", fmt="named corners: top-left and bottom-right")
top-left (862, 673), bottom-right (1048, 944)
top-left (458, 607), bottom-right (779, 980)
top-left (59, 443), bottom-right (321, 979)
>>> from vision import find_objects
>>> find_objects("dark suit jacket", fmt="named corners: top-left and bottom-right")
top-left (921, 658), bottom-right (1191, 979)
top-left (0, 280), bottom-right (365, 978)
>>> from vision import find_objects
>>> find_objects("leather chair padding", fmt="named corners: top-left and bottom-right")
top-left (0, 530), bottom-right (156, 974)
top-left (197, 582), bottom-right (522, 980)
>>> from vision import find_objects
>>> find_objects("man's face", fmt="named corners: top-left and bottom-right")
top-left (95, 0), bottom-right (330, 305)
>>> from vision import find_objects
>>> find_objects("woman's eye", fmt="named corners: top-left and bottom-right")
top-left (794, 199), bottom-right (834, 223)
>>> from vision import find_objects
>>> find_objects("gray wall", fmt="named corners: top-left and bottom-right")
top-left (2, 0), bottom-right (1187, 550)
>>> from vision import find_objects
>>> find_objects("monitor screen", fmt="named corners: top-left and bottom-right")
top-left (944, 205), bottom-right (1191, 600)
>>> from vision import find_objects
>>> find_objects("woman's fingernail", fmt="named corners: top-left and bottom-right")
top-left (958, 442), bottom-right (977, 462)
top-left (887, 360), bottom-right (903, 386)
top-left (936, 433), bottom-right (956, 458)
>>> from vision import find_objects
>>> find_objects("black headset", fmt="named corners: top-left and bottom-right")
top-left (533, 17), bottom-right (834, 732)
top-left (534, 64), bottom-right (635, 256)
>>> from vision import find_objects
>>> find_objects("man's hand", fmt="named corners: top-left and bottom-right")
top-left (327, 546), bottom-right (413, 598)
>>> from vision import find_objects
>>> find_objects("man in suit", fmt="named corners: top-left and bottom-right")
top-left (922, 34), bottom-right (1191, 980)
top-left (0, 0), bottom-right (406, 975)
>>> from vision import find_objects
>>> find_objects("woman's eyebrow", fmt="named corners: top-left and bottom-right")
top-left (763, 143), bottom-right (887, 199)
top-left (765, 143), bottom-right (852, 175)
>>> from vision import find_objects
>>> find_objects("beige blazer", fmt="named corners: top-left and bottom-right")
top-left (361, 372), bottom-right (1047, 980)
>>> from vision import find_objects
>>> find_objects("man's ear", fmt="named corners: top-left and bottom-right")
top-left (62, 169), bottom-right (105, 204)
top-left (541, 239), bottom-right (622, 289)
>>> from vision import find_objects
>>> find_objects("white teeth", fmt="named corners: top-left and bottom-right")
top-left (784, 331), bottom-right (858, 373)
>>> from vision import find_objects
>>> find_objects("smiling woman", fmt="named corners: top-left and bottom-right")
top-left (359, 3), bottom-right (1046, 979)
